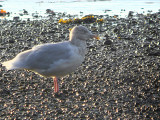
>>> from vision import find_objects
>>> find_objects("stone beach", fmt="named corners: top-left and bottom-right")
top-left (0, 12), bottom-right (160, 119)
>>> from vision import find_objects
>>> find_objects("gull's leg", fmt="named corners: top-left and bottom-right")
top-left (53, 77), bottom-right (59, 93)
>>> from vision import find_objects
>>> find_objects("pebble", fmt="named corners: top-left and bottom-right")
top-left (104, 40), bottom-right (113, 45)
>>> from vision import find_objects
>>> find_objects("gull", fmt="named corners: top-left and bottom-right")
top-left (2, 25), bottom-right (99, 93)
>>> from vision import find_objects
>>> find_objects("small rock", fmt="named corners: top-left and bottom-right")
top-left (148, 50), bottom-right (160, 56)
top-left (104, 40), bottom-right (112, 45)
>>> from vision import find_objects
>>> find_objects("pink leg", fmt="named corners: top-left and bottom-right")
top-left (53, 77), bottom-right (59, 93)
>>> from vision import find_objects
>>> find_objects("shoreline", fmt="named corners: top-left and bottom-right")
top-left (0, 7), bottom-right (160, 21)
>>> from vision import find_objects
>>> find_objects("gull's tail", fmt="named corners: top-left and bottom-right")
top-left (2, 60), bottom-right (22, 70)
top-left (2, 49), bottom-right (32, 70)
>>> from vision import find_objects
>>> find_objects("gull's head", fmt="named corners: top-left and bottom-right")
top-left (69, 26), bottom-right (99, 41)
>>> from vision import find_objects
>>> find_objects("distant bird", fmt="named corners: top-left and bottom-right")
top-left (2, 26), bottom-right (100, 93)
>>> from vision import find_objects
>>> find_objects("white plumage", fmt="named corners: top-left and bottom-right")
top-left (2, 25), bottom-right (99, 93)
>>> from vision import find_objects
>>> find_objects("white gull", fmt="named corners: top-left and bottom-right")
top-left (2, 25), bottom-right (99, 93)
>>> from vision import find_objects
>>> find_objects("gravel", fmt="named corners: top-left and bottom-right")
top-left (0, 12), bottom-right (160, 119)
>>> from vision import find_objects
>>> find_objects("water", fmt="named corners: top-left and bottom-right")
top-left (0, 0), bottom-right (160, 20)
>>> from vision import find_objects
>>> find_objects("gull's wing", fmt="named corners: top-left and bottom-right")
top-left (25, 42), bottom-right (72, 70)
top-left (2, 41), bottom-right (72, 70)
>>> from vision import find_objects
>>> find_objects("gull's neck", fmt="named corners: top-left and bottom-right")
top-left (70, 38), bottom-right (86, 48)
top-left (70, 38), bottom-right (87, 57)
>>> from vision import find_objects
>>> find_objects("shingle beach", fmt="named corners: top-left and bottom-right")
top-left (0, 12), bottom-right (160, 119)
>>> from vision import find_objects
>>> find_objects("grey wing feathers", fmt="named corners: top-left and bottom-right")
top-left (25, 42), bottom-right (71, 70)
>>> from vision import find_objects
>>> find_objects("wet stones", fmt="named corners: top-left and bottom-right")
top-left (13, 16), bottom-right (20, 22)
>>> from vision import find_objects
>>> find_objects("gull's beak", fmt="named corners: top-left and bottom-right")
top-left (91, 34), bottom-right (100, 40)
